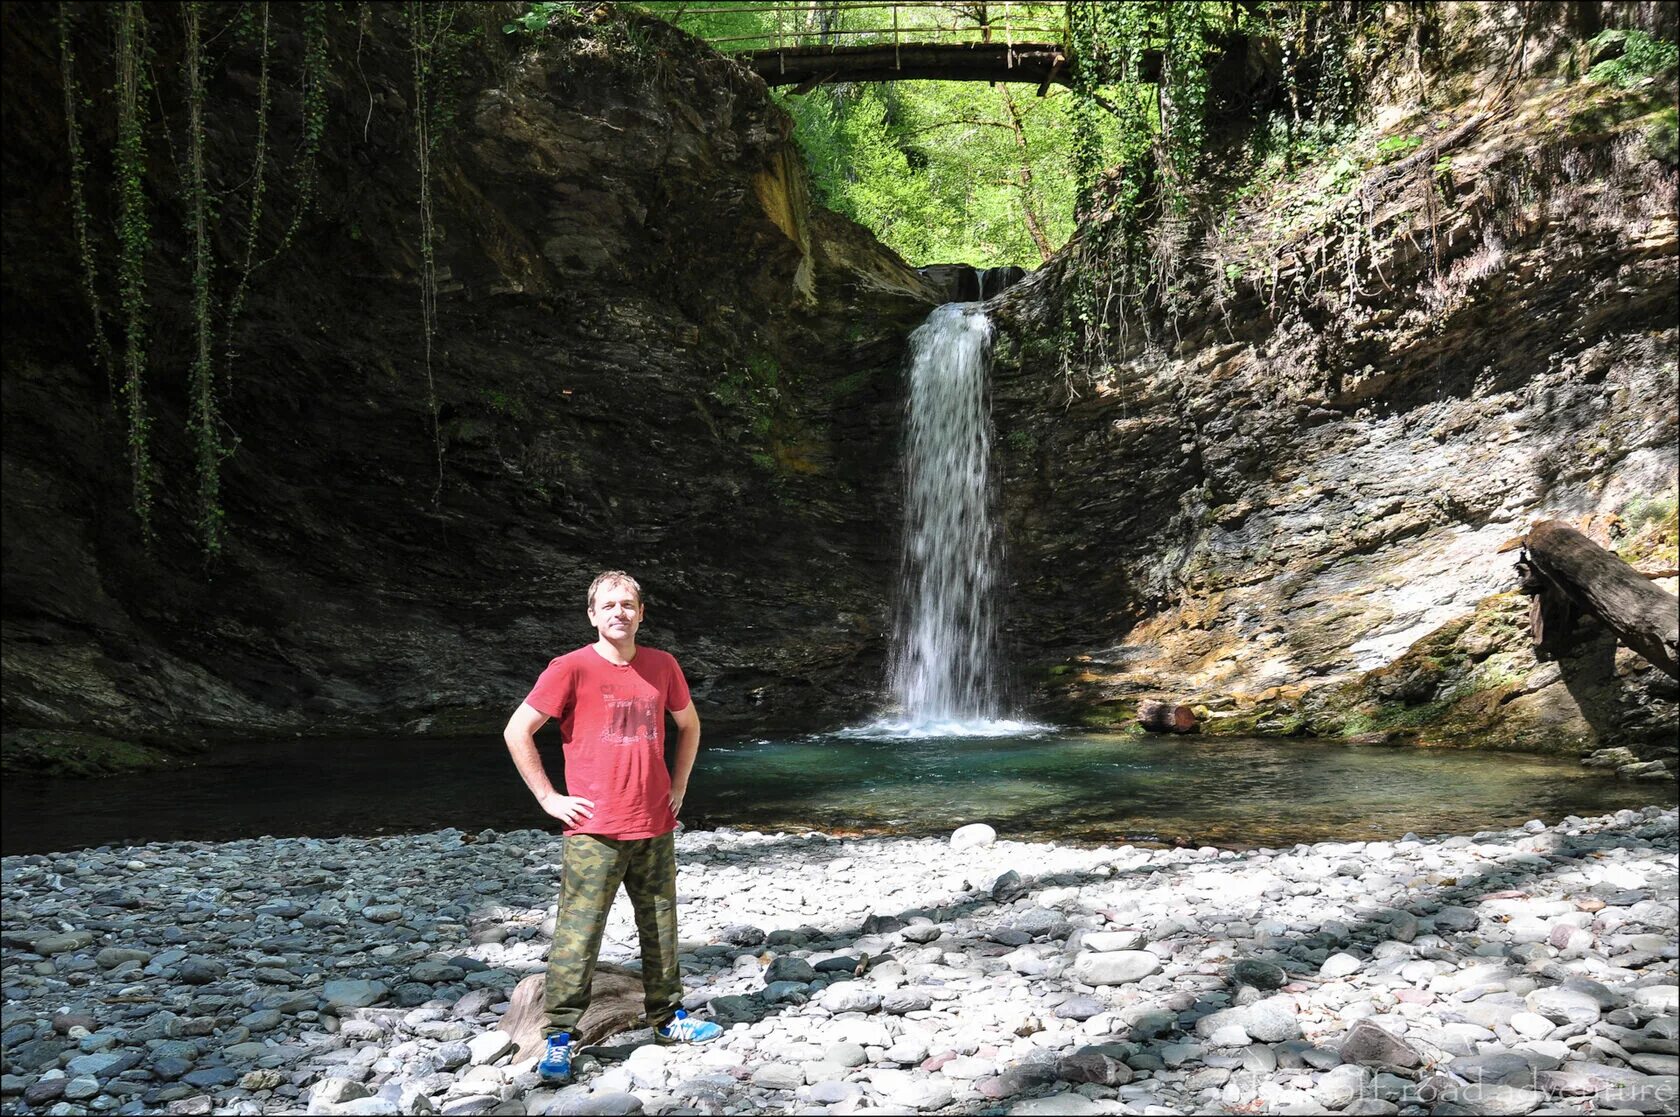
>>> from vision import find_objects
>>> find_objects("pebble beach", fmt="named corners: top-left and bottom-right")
top-left (2, 807), bottom-right (1677, 1116)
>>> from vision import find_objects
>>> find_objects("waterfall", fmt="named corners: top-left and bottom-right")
top-left (884, 303), bottom-right (1009, 729)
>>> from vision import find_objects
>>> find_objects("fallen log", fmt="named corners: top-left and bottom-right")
top-left (1515, 519), bottom-right (1679, 678)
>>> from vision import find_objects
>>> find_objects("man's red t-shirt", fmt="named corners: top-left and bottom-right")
top-left (524, 645), bottom-right (691, 839)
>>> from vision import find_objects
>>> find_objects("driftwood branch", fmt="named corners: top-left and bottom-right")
top-left (1515, 519), bottom-right (1679, 678)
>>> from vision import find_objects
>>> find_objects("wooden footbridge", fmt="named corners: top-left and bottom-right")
top-left (627, 1), bottom-right (1162, 93)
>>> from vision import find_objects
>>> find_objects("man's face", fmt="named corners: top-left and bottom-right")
top-left (588, 580), bottom-right (642, 644)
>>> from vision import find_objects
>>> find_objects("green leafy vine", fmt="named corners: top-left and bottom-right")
top-left (57, 2), bottom-right (114, 385)
top-left (114, 0), bottom-right (157, 542)
top-left (411, 0), bottom-right (448, 505)
top-left (262, 0), bottom-right (330, 266)
top-left (57, 0), bottom-right (337, 556)
top-left (222, 0), bottom-right (271, 382)
top-left (1061, 2), bottom-right (1364, 388)
top-left (184, 1), bottom-right (223, 556)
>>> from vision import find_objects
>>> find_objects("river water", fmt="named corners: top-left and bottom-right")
top-left (2, 731), bottom-right (1665, 855)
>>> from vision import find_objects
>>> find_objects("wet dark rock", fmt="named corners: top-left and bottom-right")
top-left (991, 870), bottom-right (1027, 903)
top-left (704, 995), bottom-right (762, 1025)
top-left (151, 1057), bottom-right (196, 1081)
top-left (1232, 960), bottom-right (1289, 989)
top-left (23, 1078), bottom-right (67, 1105)
top-left (813, 956), bottom-right (859, 973)
top-left (176, 958), bottom-right (225, 985)
top-left (8, 1037), bottom-right (69, 1072)
top-left (764, 957), bottom-right (817, 984)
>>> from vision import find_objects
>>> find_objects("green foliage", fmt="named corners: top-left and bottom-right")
top-left (1620, 493), bottom-right (1679, 533)
top-left (262, 1), bottom-right (330, 266)
top-left (712, 352), bottom-right (783, 446)
top-left (404, 1), bottom-right (485, 506)
top-left (0, 730), bottom-right (195, 778)
top-left (503, 2), bottom-right (567, 36)
top-left (411, 0), bottom-right (447, 504)
top-left (1055, 1), bottom-right (1366, 385)
top-left (478, 387), bottom-right (528, 420)
top-left (636, 1), bottom-right (1083, 267)
top-left (1644, 106), bottom-right (1679, 164)
top-left (60, 1), bottom-right (336, 557)
top-left (1375, 133), bottom-right (1422, 159)
top-left (1587, 29), bottom-right (1680, 89)
top-left (822, 367), bottom-right (874, 400)
top-left (781, 81), bottom-right (1084, 267)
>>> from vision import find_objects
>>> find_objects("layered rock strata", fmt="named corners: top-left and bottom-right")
top-left (989, 47), bottom-right (1678, 763)
top-left (0, 9), bottom-right (938, 765)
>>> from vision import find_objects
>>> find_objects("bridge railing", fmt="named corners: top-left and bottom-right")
top-left (634, 1), bottom-right (1069, 55)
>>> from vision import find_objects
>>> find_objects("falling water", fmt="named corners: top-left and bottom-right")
top-left (879, 302), bottom-right (1020, 734)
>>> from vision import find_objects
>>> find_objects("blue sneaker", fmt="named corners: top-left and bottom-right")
top-left (657, 1009), bottom-right (722, 1044)
top-left (537, 1032), bottom-right (572, 1081)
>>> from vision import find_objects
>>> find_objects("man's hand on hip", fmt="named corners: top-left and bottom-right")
top-left (540, 793), bottom-right (595, 827)
top-left (669, 785), bottom-right (686, 817)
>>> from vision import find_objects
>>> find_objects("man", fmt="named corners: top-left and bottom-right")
top-left (504, 570), bottom-right (721, 1083)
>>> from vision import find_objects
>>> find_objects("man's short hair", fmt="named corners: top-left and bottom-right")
top-left (587, 570), bottom-right (642, 610)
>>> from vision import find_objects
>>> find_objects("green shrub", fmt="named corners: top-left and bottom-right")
top-left (1587, 29), bottom-right (1680, 89)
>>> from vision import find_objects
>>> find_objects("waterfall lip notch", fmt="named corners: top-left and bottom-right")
top-left (872, 301), bottom-right (1033, 734)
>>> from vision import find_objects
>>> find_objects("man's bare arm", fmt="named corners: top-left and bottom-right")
top-left (503, 701), bottom-right (594, 826)
top-left (668, 702), bottom-right (701, 817)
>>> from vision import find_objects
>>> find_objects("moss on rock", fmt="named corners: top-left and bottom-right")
top-left (0, 730), bottom-right (207, 778)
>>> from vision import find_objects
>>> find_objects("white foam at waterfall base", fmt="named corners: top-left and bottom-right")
top-left (835, 716), bottom-right (1051, 741)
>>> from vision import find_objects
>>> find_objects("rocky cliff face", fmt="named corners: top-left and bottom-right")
top-left (2, 4), bottom-right (1674, 776)
top-left (985, 11), bottom-right (1678, 770)
top-left (1, 7), bottom-right (940, 769)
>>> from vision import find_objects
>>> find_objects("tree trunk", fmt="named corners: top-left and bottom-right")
top-left (1001, 89), bottom-right (1054, 262)
top-left (1518, 520), bottom-right (1679, 678)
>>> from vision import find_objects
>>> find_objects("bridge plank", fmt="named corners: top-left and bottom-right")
top-left (741, 41), bottom-right (1163, 89)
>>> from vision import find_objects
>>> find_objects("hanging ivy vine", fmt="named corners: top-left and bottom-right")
top-left (184, 1), bottom-right (223, 556)
top-left (263, 0), bottom-right (330, 266)
top-left (410, 0), bottom-right (447, 506)
top-left (54, 0), bottom-right (339, 556)
top-left (405, 0), bottom-right (483, 506)
top-left (1061, 1), bottom-right (1365, 387)
top-left (114, 0), bottom-right (157, 543)
top-left (1064, 1), bottom-right (1162, 386)
top-left (58, 2), bottom-right (115, 386)
top-left (222, 0), bottom-right (272, 384)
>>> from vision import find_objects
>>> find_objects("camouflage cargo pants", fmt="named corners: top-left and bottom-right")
top-left (543, 831), bottom-right (681, 1037)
